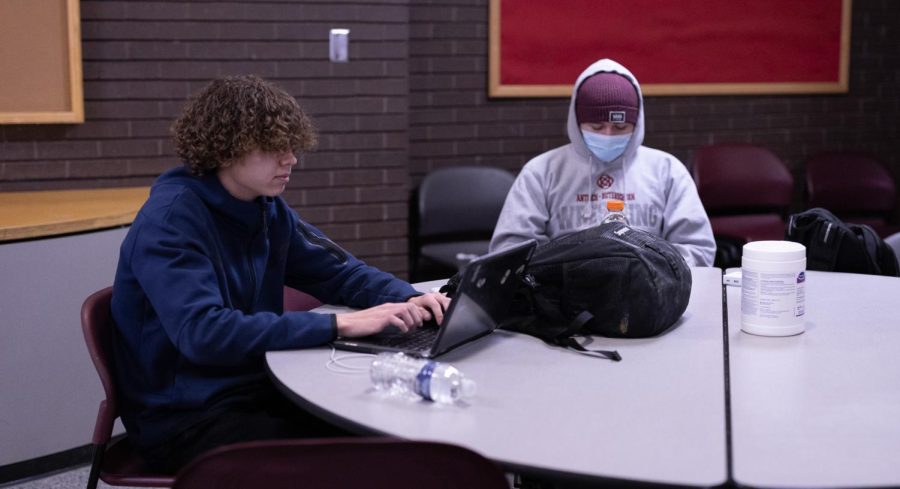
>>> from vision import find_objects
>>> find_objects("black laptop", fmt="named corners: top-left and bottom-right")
top-left (332, 239), bottom-right (536, 358)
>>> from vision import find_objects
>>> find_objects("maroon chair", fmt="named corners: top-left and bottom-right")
top-left (81, 287), bottom-right (174, 489)
top-left (282, 286), bottom-right (322, 312)
top-left (81, 286), bottom-right (321, 489)
top-left (693, 144), bottom-right (794, 267)
top-left (172, 438), bottom-right (510, 489)
top-left (805, 152), bottom-right (897, 237)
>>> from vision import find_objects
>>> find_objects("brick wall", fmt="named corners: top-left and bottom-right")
top-left (409, 2), bottom-right (568, 178)
top-left (1, 0), bottom-right (898, 277)
top-left (0, 0), bottom-right (411, 273)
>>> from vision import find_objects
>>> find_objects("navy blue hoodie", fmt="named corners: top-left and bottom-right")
top-left (111, 166), bottom-right (418, 450)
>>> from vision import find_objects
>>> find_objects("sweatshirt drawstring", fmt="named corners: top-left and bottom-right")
top-left (582, 154), bottom-right (595, 219)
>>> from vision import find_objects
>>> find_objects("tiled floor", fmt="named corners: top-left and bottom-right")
top-left (1, 465), bottom-right (158, 489)
top-left (3, 465), bottom-right (518, 488)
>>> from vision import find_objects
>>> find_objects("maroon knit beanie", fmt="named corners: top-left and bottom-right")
top-left (575, 73), bottom-right (639, 125)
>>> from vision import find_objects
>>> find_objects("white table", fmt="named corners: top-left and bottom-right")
top-left (267, 267), bottom-right (727, 486)
top-left (727, 271), bottom-right (900, 488)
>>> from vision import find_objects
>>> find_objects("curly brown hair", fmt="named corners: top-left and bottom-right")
top-left (172, 75), bottom-right (317, 176)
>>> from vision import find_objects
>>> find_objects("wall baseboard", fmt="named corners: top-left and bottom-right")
top-left (0, 445), bottom-right (92, 486)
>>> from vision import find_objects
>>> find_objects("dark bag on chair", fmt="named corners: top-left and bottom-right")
top-left (442, 222), bottom-right (693, 360)
top-left (785, 208), bottom-right (900, 277)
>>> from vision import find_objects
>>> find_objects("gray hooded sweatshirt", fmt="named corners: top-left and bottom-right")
top-left (489, 58), bottom-right (716, 267)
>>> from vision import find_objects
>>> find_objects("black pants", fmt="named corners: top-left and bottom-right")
top-left (143, 387), bottom-right (351, 474)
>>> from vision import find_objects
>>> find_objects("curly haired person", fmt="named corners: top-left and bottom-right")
top-left (111, 75), bottom-right (449, 473)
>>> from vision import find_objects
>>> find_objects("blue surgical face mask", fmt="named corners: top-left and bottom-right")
top-left (581, 131), bottom-right (631, 162)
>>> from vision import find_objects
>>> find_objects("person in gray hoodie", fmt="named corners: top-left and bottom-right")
top-left (490, 58), bottom-right (715, 267)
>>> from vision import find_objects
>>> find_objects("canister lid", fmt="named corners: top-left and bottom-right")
top-left (742, 240), bottom-right (806, 261)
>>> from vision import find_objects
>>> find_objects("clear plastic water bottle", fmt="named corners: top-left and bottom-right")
top-left (370, 352), bottom-right (476, 404)
top-left (601, 198), bottom-right (628, 225)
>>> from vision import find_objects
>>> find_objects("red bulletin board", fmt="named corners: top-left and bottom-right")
top-left (489, 0), bottom-right (851, 97)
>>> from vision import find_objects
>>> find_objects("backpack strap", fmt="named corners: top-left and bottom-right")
top-left (511, 299), bottom-right (622, 361)
top-left (554, 311), bottom-right (622, 360)
top-left (788, 209), bottom-right (842, 271)
top-left (549, 310), bottom-right (621, 360)
top-left (439, 271), bottom-right (463, 296)
top-left (557, 337), bottom-right (623, 361)
top-left (854, 224), bottom-right (883, 275)
top-left (498, 273), bottom-right (622, 361)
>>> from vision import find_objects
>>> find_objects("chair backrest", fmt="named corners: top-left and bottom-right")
top-left (81, 287), bottom-right (175, 488)
top-left (172, 438), bottom-right (510, 489)
top-left (415, 166), bottom-right (515, 240)
top-left (83, 286), bottom-right (323, 433)
top-left (282, 286), bottom-right (322, 312)
top-left (692, 144), bottom-right (794, 213)
top-left (82, 287), bottom-right (119, 446)
top-left (806, 151), bottom-right (896, 214)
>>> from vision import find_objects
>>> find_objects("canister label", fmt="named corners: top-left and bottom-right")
top-left (741, 269), bottom-right (806, 326)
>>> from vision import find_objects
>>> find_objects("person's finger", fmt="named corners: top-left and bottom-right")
top-left (418, 293), bottom-right (442, 308)
top-left (409, 302), bottom-right (426, 325)
top-left (387, 313), bottom-right (409, 332)
top-left (418, 305), bottom-right (433, 322)
top-left (427, 293), bottom-right (450, 323)
top-left (430, 303), bottom-right (445, 324)
top-left (396, 304), bottom-right (417, 327)
top-left (417, 296), bottom-right (442, 324)
top-left (427, 292), bottom-right (450, 308)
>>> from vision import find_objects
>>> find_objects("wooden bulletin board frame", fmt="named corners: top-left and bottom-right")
top-left (0, 0), bottom-right (84, 124)
top-left (489, 0), bottom-right (852, 98)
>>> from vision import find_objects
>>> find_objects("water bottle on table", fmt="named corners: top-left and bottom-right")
top-left (601, 198), bottom-right (628, 225)
top-left (370, 352), bottom-right (476, 404)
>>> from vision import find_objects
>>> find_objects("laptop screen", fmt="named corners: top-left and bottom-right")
top-left (332, 239), bottom-right (536, 357)
top-left (428, 240), bottom-right (535, 356)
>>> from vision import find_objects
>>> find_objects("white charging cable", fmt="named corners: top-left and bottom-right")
top-left (325, 345), bottom-right (375, 374)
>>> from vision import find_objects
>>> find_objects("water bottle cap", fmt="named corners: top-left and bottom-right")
top-left (606, 199), bottom-right (624, 212)
top-left (460, 377), bottom-right (477, 400)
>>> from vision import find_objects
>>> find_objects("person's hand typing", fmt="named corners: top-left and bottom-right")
top-left (335, 302), bottom-right (426, 337)
top-left (407, 292), bottom-right (451, 325)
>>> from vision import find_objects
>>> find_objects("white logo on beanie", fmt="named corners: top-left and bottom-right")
top-left (609, 111), bottom-right (626, 123)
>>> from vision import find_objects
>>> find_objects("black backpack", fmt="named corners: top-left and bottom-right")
top-left (785, 208), bottom-right (900, 277)
top-left (443, 222), bottom-right (693, 360)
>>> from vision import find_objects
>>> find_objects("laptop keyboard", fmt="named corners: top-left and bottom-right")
top-left (372, 322), bottom-right (439, 350)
